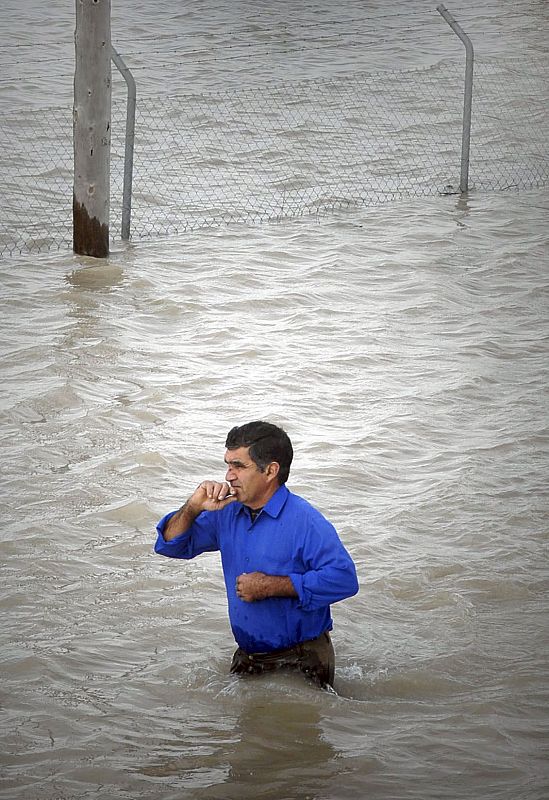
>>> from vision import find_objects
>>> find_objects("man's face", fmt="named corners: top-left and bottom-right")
top-left (224, 446), bottom-right (273, 508)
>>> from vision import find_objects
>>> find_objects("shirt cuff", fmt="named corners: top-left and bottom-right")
top-left (288, 572), bottom-right (308, 609)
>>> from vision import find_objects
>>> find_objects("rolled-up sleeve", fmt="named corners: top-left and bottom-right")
top-left (154, 509), bottom-right (219, 559)
top-left (288, 518), bottom-right (359, 611)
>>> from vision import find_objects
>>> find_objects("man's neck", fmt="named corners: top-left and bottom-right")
top-left (247, 506), bottom-right (263, 522)
top-left (249, 483), bottom-right (280, 511)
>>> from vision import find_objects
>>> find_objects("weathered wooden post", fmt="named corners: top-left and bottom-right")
top-left (73, 0), bottom-right (112, 257)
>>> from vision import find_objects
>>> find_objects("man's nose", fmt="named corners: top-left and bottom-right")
top-left (225, 466), bottom-right (234, 482)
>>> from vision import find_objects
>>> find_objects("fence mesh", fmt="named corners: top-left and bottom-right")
top-left (1, 56), bottom-right (547, 257)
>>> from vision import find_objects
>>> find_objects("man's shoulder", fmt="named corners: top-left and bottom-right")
top-left (284, 488), bottom-right (312, 509)
top-left (284, 488), bottom-right (331, 523)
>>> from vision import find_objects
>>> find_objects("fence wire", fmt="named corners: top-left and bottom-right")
top-left (1, 56), bottom-right (547, 257)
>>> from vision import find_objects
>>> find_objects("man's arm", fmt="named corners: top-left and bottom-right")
top-left (234, 518), bottom-right (358, 606)
top-left (162, 481), bottom-right (236, 541)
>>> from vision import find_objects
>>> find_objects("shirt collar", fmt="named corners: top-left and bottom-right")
top-left (262, 483), bottom-right (290, 518)
top-left (236, 483), bottom-right (289, 519)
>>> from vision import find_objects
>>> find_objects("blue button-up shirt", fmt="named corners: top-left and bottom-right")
top-left (155, 484), bottom-right (359, 653)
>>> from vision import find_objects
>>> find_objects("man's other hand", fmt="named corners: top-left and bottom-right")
top-left (236, 572), bottom-right (297, 602)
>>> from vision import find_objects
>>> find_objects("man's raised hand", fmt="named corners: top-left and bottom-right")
top-left (163, 481), bottom-right (237, 541)
top-left (190, 481), bottom-right (237, 513)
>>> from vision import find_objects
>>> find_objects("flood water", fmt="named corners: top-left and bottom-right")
top-left (1, 2), bottom-right (549, 799)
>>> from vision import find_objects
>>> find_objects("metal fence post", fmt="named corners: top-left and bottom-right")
top-left (437, 4), bottom-right (474, 194)
top-left (111, 47), bottom-right (136, 240)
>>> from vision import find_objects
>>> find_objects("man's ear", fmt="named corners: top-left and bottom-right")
top-left (266, 461), bottom-right (280, 482)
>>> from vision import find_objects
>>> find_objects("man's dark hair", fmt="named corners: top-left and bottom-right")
top-left (225, 421), bottom-right (293, 485)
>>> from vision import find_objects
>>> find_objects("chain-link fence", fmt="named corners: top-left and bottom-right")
top-left (1, 56), bottom-right (547, 257)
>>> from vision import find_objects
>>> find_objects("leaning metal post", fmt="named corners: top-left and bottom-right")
top-left (111, 47), bottom-right (136, 240)
top-left (437, 4), bottom-right (474, 194)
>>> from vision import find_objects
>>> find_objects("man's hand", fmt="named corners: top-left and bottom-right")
top-left (190, 481), bottom-right (237, 514)
top-left (163, 481), bottom-right (236, 540)
top-left (236, 572), bottom-right (297, 602)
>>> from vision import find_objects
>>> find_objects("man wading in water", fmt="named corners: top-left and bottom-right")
top-left (154, 421), bottom-right (359, 689)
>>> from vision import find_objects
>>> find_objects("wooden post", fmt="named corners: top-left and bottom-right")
top-left (73, 0), bottom-right (111, 257)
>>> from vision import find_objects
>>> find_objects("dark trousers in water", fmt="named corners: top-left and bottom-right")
top-left (230, 631), bottom-right (335, 689)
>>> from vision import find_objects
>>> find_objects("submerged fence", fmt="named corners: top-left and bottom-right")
top-left (1, 55), bottom-right (548, 257)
